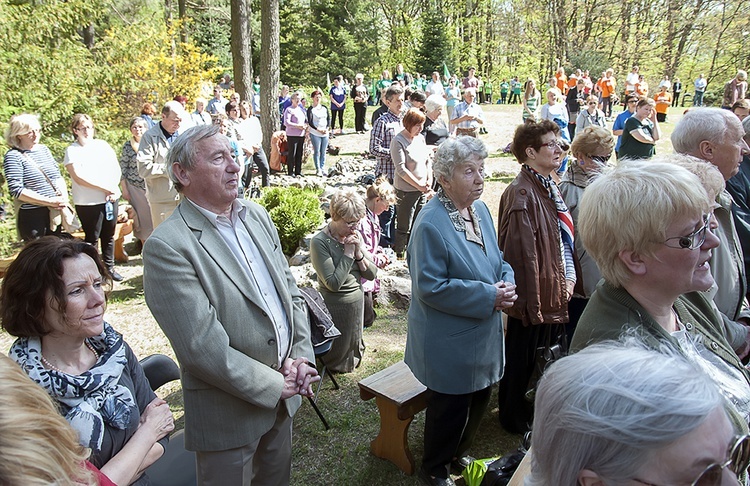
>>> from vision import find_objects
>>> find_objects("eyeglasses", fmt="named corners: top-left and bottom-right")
top-left (539, 140), bottom-right (568, 150)
top-left (344, 220), bottom-right (360, 228)
top-left (663, 214), bottom-right (711, 250)
top-left (588, 102), bottom-right (598, 105)
top-left (634, 434), bottom-right (750, 486)
top-left (539, 140), bottom-right (568, 151)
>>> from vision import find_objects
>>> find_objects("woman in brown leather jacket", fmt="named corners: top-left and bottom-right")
top-left (496, 120), bottom-right (581, 434)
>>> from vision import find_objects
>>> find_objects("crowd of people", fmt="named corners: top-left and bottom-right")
top-left (2, 61), bottom-right (750, 486)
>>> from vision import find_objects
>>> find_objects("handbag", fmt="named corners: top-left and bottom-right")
top-left (20, 152), bottom-right (82, 233)
top-left (525, 324), bottom-right (567, 403)
top-left (49, 204), bottom-right (82, 234)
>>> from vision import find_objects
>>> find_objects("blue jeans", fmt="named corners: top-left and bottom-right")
top-left (694, 91), bottom-right (704, 106)
top-left (310, 134), bottom-right (329, 172)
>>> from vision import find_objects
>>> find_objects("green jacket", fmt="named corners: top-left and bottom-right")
top-left (572, 280), bottom-right (750, 433)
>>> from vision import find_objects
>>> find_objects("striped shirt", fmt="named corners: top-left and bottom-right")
top-left (450, 101), bottom-right (484, 129)
top-left (4, 145), bottom-right (63, 209)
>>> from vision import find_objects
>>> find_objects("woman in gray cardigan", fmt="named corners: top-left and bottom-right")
top-left (405, 137), bottom-right (516, 486)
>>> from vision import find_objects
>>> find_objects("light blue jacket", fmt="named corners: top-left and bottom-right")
top-left (405, 196), bottom-right (514, 394)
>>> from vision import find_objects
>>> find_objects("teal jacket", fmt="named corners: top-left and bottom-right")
top-left (405, 196), bottom-right (514, 394)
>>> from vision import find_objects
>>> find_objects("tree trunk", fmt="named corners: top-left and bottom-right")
top-left (231, 0), bottom-right (253, 101)
top-left (81, 23), bottom-right (95, 49)
top-left (261, 0), bottom-right (280, 158)
top-left (178, 0), bottom-right (187, 43)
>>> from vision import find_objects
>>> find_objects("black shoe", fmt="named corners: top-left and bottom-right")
top-left (109, 269), bottom-right (124, 282)
top-left (418, 468), bottom-right (456, 486)
top-left (450, 455), bottom-right (476, 475)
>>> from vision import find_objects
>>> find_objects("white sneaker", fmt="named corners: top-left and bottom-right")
top-left (315, 170), bottom-right (322, 177)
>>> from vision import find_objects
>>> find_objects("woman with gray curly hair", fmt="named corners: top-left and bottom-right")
top-left (405, 136), bottom-right (516, 486)
top-left (310, 188), bottom-right (378, 373)
top-left (528, 340), bottom-right (748, 485)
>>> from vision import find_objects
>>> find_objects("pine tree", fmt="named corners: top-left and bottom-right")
top-left (415, 8), bottom-right (454, 77)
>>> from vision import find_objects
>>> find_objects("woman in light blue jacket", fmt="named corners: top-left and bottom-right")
top-left (405, 137), bottom-right (516, 486)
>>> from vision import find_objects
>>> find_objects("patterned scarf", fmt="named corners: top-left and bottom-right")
top-left (523, 164), bottom-right (574, 249)
top-left (436, 187), bottom-right (483, 248)
top-left (10, 322), bottom-right (134, 451)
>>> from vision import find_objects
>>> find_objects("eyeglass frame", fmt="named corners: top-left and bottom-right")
top-left (538, 139), bottom-right (569, 151)
top-left (662, 213), bottom-right (711, 250)
top-left (633, 434), bottom-right (750, 486)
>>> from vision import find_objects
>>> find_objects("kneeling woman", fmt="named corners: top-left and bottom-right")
top-left (406, 137), bottom-right (516, 485)
top-left (310, 189), bottom-right (377, 373)
top-left (1, 238), bottom-right (174, 486)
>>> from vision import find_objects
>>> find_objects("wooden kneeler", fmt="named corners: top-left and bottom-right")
top-left (358, 361), bottom-right (431, 475)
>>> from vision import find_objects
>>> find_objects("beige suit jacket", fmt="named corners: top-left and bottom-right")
top-left (143, 198), bottom-right (314, 452)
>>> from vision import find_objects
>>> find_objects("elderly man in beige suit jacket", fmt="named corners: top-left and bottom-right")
top-left (143, 124), bottom-right (318, 485)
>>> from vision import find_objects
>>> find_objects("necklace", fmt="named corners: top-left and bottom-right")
top-left (41, 340), bottom-right (99, 373)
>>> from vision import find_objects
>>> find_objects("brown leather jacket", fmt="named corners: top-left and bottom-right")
top-left (497, 168), bottom-right (582, 325)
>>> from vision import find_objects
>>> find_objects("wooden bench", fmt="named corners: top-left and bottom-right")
top-left (358, 361), bottom-right (431, 475)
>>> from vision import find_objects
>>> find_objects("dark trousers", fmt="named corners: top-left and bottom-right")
top-left (17, 206), bottom-right (51, 241)
top-left (243, 149), bottom-right (270, 188)
top-left (567, 121), bottom-right (577, 140)
top-left (331, 109), bottom-right (345, 131)
top-left (378, 204), bottom-right (395, 248)
top-left (656, 112), bottom-right (667, 123)
top-left (602, 96), bottom-right (612, 117)
top-left (286, 136), bottom-right (305, 176)
top-left (76, 202), bottom-right (118, 269)
top-left (394, 189), bottom-right (425, 256)
top-left (363, 290), bottom-right (376, 328)
top-left (423, 386), bottom-right (492, 478)
top-left (509, 92), bottom-right (520, 104)
top-left (354, 102), bottom-right (367, 132)
top-left (672, 93), bottom-right (681, 107)
top-left (500, 92), bottom-right (507, 104)
top-left (497, 317), bottom-right (544, 434)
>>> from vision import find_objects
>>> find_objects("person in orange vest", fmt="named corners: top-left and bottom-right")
top-left (555, 67), bottom-right (568, 95)
top-left (653, 85), bottom-right (672, 122)
top-left (635, 74), bottom-right (649, 98)
top-left (599, 69), bottom-right (616, 118)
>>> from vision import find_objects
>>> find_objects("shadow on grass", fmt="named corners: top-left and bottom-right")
top-left (289, 303), bottom-right (523, 485)
top-left (109, 274), bottom-right (144, 303)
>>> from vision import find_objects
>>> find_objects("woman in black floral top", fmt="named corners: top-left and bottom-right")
top-left (119, 117), bottom-right (153, 244)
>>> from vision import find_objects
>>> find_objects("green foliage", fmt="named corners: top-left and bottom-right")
top-left (0, 0), bottom-right (222, 161)
top-left (415, 9), bottom-right (454, 77)
top-left (280, 0), bottom-right (380, 85)
top-left (258, 187), bottom-right (323, 256)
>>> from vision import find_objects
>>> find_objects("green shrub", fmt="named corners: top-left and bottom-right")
top-left (258, 187), bottom-right (323, 256)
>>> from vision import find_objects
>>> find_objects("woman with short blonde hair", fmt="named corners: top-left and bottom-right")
top-left (310, 188), bottom-right (377, 372)
top-left (3, 113), bottom-right (70, 241)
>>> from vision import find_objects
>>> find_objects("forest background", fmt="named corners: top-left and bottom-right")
top-left (0, 0), bottom-right (749, 160)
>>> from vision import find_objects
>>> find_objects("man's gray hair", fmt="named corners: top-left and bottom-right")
top-left (384, 84), bottom-right (404, 102)
top-left (424, 94), bottom-right (447, 114)
top-left (671, 108), bottom-right (735, 155)
top-left (166, 124), bottom-right (222, 192)
top-left (527, 339), bottom-right (724, 486)
top-left (433, 136), bottom-right (487, 182)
